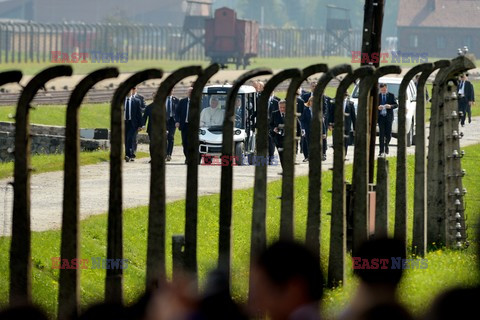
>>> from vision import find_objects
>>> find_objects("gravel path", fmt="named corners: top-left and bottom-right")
top-left (0, 117), bottom-right (479, 236)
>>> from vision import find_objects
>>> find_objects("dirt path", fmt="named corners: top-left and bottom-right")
top-left (0, 117), bottom-right (479, 236)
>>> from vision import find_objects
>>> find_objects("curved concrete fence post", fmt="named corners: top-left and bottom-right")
top-left (307, 64), bottom-right (351, 256)
top-left (412, 60), bottom-right (449, 257)
top-left (427, 56), bottom-right (475, 248)
top-left (248, 68), bottom-right (301, 304)
top-left (10, 65), bottom-right (73, 306)
top-left (58, 68), bottom-right (119, 320)
top-left (108, 69), bottom-right (164, 303)
top-left (184, 64), bottom-right (220, 288)
top-left (146, 66), bottom-right (203, 288)
top-left (328, 66), bottom-right (371, 288)
top-left (218, 68), bottom-right (272, 285)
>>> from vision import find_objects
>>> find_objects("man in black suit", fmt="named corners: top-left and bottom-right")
top-left (325, 94), bottom-right (356, 157)
top-left (132, 87), bottom-right (147, 112)
top-left (342, 93), bottom-right (356, 156)
top-left (165, 90), bottom-right (179, 161)
top-left (458, 73), bottom-right (475, 126)
top-left (132, 87), bottom-right (146, 157)
top-left (175, 87), bottom-right (192, 164)
top-left (301, 81), bottom-right (317, 103)
top-left (322, 96), bottom-right (332, 161)
top-left (124, 88), bottom-right (144, 162)
top-left (377, 83), bottom-right (398, 156)
top-left (301, 97), bottom-right (313, 162)
top-left (267, 92), bottom-right (280, 164)
top-left (296, 90), bottom-right (306, 155)
top-left (269, 100), bottom-right (302, 167)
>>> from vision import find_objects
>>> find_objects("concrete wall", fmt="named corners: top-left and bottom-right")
top-left (0, 122), bottom-right (111, 162)
top-left (0, 131), bottom-right (109, 162)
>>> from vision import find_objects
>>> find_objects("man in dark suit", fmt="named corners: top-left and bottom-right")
top-left (458, 73), bottom-right (475, 126)
top-left (325, 94), bottom-right (356, 157)
top-left (124, 88), bottom-right (144, 162)
top-left (175, 87), bottom-right (192, 164)
top-left (377, 83), bottom-right (398, 156)
top-left (269, 100), bottom-right (302, 167)
top-left (267, 93), bottom-right (280, 164)
top-left (296, 90), bottom-right (306, 155)
top-left (132, 87), bottom-right (146, 157)
top-left (301, 97), bottom-right (313, 162)
top-left (301, 81), bottom-right (317, 103)
top-left (322, 96), bottom-right (332, 161)
top-left (165, 90), bottom-right (179, 161)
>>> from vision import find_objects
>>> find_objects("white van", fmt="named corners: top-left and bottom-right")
top-left (349, 77), bottom-right (417, 146)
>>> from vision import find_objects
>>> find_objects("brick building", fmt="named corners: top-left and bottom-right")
top-left (397, 0), bottom-right (480, 58)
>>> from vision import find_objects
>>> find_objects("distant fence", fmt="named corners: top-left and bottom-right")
top-left (0, 21), bottom-right (362, 63)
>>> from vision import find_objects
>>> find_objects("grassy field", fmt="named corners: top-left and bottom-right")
top-left (0, 151), bottom-right (149, 180)
top-left (0, 57), bottom-right (346, 75)
top-left (0, 143), bottom-right (478, 318)
top-left (0, 56), bottom-right (458, 76)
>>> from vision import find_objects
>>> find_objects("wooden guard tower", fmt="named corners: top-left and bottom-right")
top-left (179, 0), bottom-right (213, 58)
top-left (324, 4), bottom-right (353, 57)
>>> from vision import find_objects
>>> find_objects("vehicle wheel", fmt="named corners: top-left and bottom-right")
top-left (407, 118), bottom-right (414, 147)
top-left (235, 142), bottom-right (245, 166)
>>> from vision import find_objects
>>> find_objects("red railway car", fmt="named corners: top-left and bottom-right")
top-left (205, 7), bottom-right (258, 69)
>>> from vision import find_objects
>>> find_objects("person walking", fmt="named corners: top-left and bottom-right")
top-left (124, 88), bottom-right (143, 162)
top-left (377, 83), bottom-right (397, 156)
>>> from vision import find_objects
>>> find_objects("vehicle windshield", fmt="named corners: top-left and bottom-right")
top-left (351, 83), bottom-right (401, 99)
top-left (200, 94), bottom-right (246, 129)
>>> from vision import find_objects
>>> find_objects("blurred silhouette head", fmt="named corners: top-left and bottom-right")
top-left (251, 240), bottom-right (323, 320)
top-left (354, 237), bottom-right (406, 287)
top-left (0, 305), bottom-right (48, 320)
top-left (78, 302), bottom-right (129, 320)
top-left (358, 302), bottom-right (413, 320)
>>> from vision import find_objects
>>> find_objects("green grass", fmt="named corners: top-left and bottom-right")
top-left (0, 143), bottom-right (479, 318)
top-left (0, 56), bottom-right (460, 76)
top-left (0, 103), bottom-right (183, 146)
top-left (0, 151), bottom-right (149, 180)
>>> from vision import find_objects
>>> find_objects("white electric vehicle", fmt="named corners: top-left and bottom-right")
top-left (199, 85), bottom-right (257, 165)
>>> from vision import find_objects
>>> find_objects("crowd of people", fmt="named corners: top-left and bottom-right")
top-left (2, 229), bottom-right (479, 320)
top-left (124, 73), bottom-right (474, 165)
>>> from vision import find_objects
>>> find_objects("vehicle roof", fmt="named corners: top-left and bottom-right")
top-left (203, 85), bottom-right (256, 94)
top-left (377, 77), bottom-right (413, 85)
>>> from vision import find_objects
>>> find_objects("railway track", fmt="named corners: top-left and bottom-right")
top-left (0, 79), bottom-right (340, 106)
